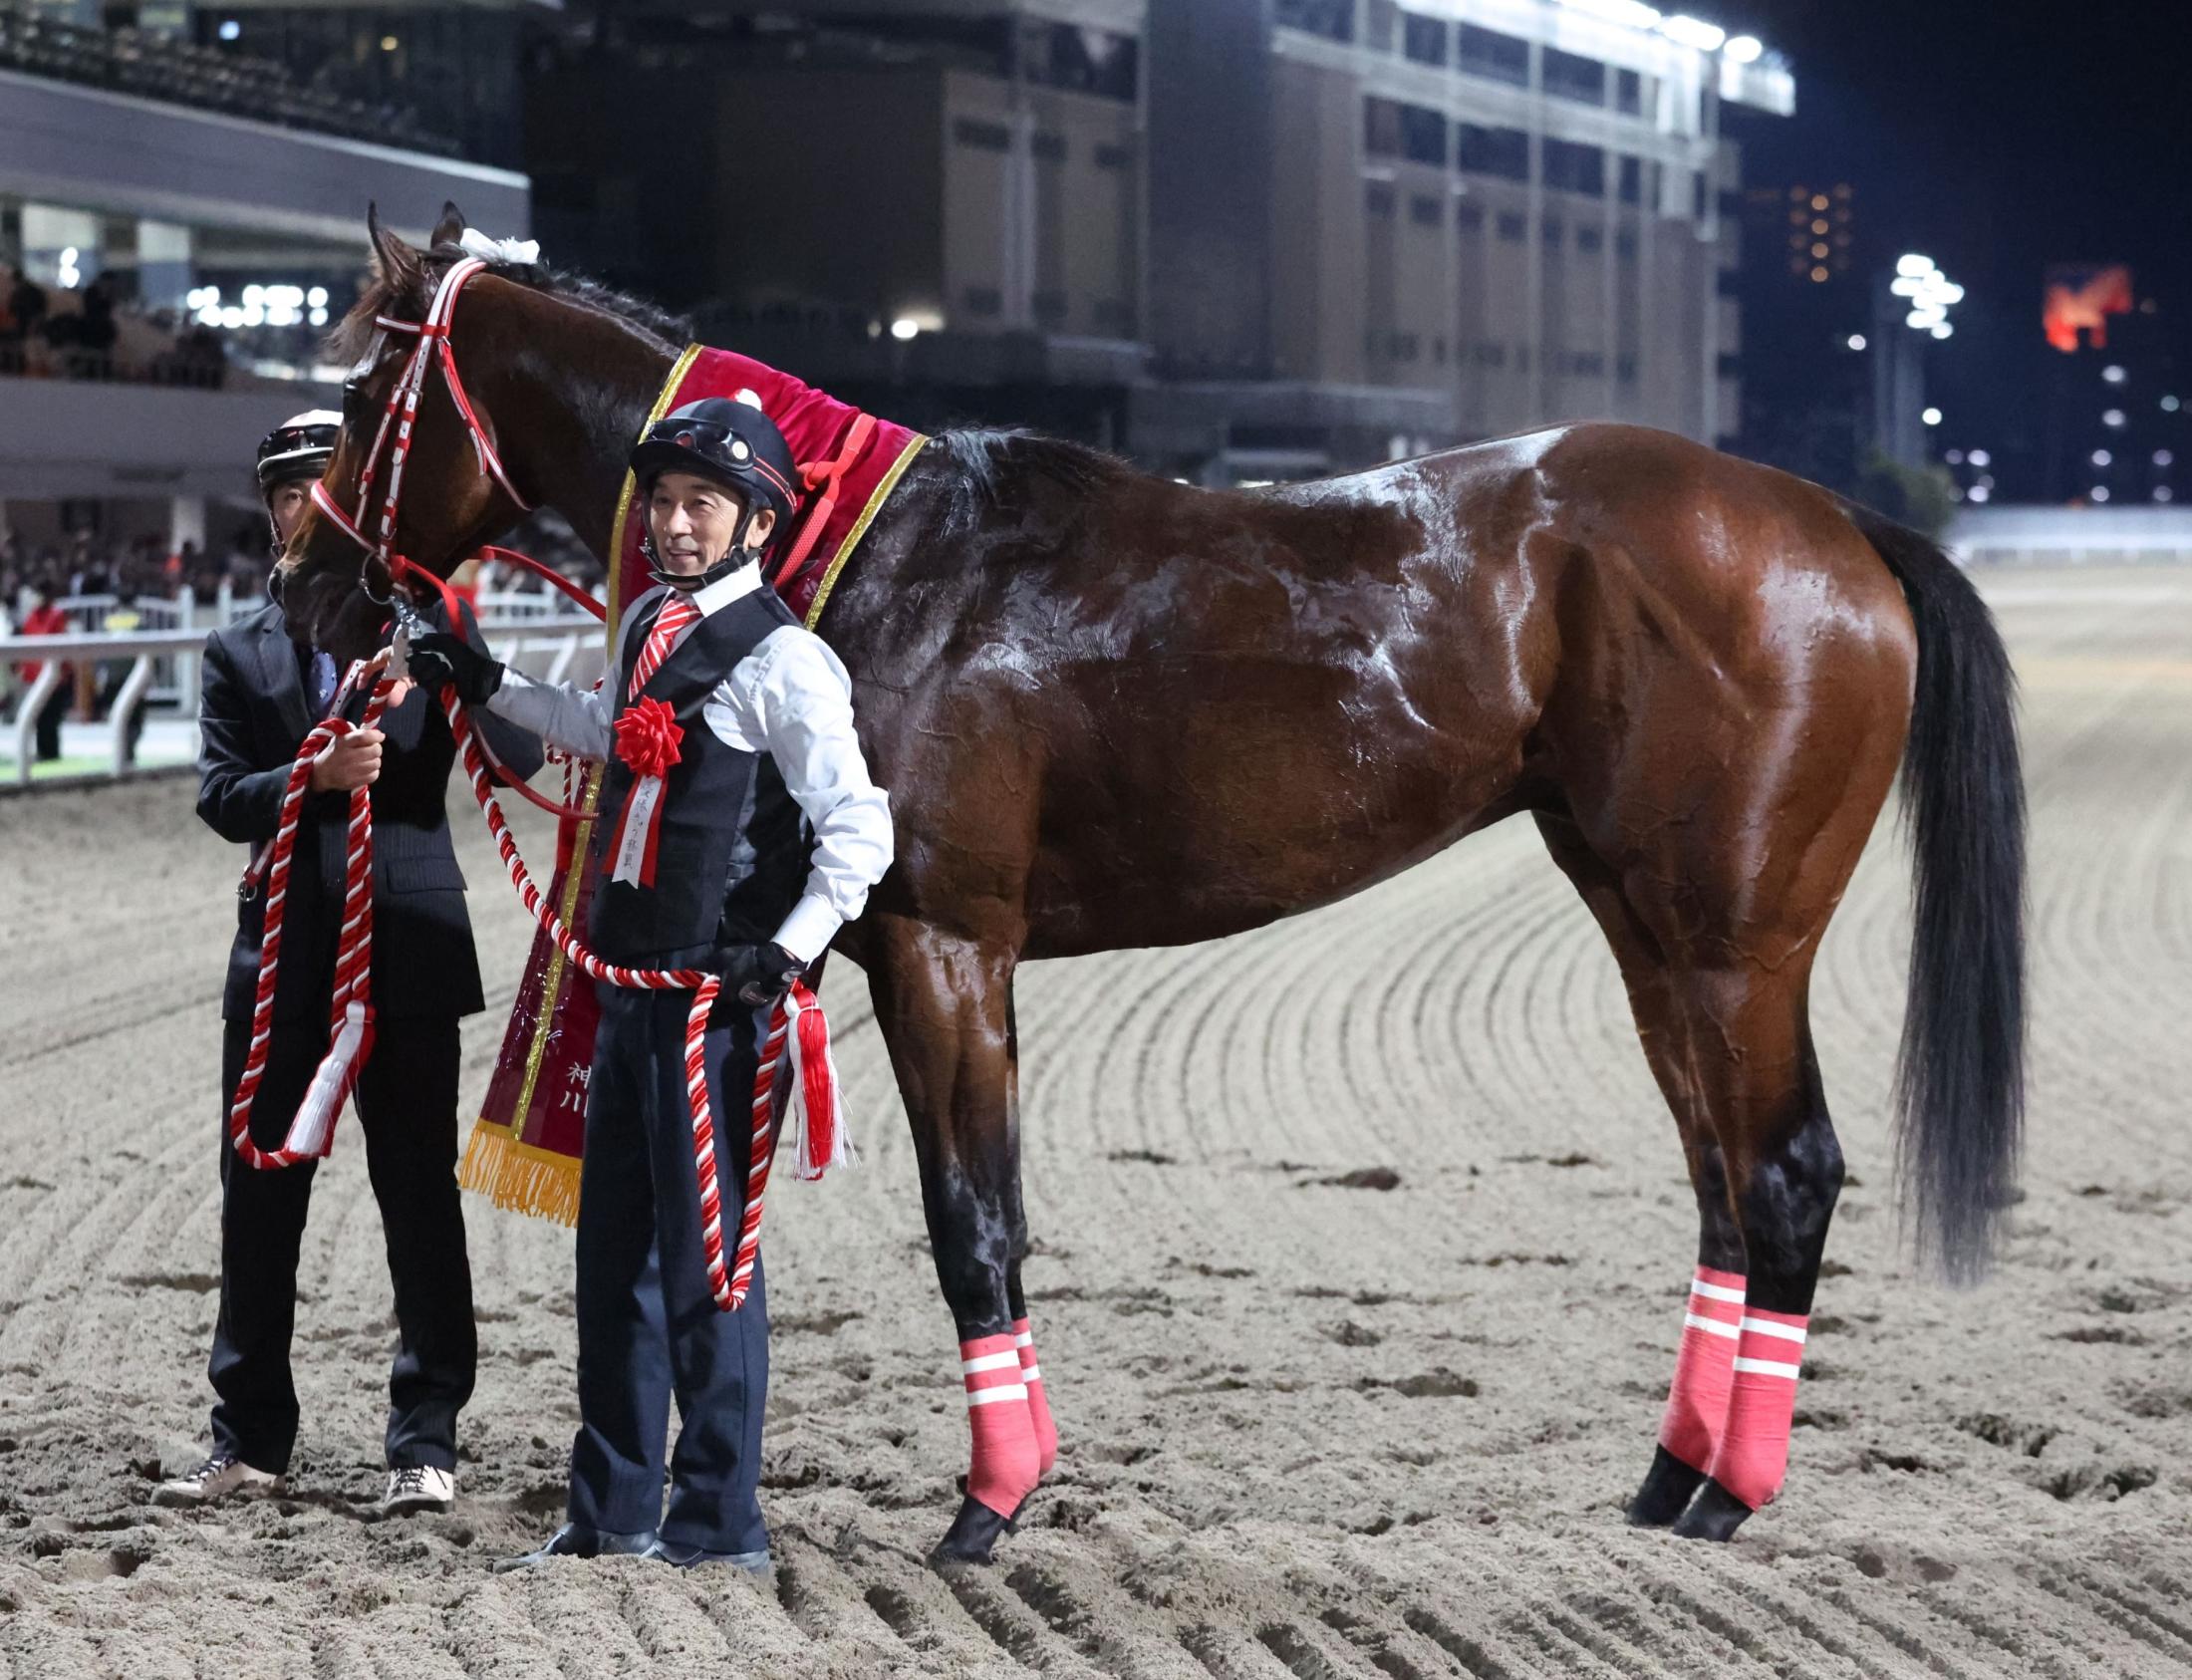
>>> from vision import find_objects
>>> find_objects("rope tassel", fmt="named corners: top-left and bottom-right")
top-left (785, 981), bottom-right (854, 1181)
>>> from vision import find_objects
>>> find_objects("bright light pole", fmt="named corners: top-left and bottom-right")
top-left (1873, 254), bottom-right (1962, 468)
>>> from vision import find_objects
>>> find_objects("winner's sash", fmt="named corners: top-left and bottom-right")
top-left (457, 346), bottom-right (924, 1222)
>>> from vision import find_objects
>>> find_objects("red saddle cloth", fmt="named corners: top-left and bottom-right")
top-left (459, 346), bottom-right (926, 1223)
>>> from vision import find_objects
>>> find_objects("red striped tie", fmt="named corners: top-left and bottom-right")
top-left (627, 594), bottom-right (699, 699)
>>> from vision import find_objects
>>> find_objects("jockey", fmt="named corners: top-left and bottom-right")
top-left (408, 394), bottom-right (894, 1572)
top-left (158, 413), bottom-right (542, 1519)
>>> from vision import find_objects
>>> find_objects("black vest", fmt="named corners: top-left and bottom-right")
top-left (588, 586), bottom-right (811, 966)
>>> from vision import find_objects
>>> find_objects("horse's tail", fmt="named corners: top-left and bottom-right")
top-left (1846, 502), bottom-right (2027, 1282)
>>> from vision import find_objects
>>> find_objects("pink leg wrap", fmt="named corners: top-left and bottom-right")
top-left (960, 1333), bottom-right (1040, 1520)
top-left (1657, 1266), bottom-right (1746, 1474)
top-left (1013, 1316), bottom-right (1058, 1476)
top-left (1709, 1305), bottom-right (1807, 1509)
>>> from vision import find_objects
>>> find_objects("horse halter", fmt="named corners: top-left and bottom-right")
top-left (307, 255), bottom-right (530, 611)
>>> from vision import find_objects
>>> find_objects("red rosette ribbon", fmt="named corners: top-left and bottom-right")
top-left (605, 697), bottom-right (684, 887)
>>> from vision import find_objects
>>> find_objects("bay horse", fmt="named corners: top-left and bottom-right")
top-left (280, 206), bottom-right (2025, 1563)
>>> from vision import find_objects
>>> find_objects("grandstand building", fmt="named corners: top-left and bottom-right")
top-left (526, 0), bottom-right (1791, 481)
top-left (0, 4), bottom-right (527, 556)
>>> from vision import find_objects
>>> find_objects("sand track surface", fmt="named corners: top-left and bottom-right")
top-left (2, 565), bottom-right (2188, 1677)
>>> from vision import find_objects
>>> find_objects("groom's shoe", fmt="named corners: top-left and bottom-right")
top-left (644, 1539), bottom-right (771, 1575)
top-left (492, 1524), bottom-right (658, 1572)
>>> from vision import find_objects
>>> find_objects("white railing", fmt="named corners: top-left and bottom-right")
top-left (1, 614), bottom-right (605, 788)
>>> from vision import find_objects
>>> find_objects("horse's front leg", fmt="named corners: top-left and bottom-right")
top-left (867, 914), bottom-right (1039, 1564)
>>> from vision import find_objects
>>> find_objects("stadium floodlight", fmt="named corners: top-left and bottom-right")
top-left (1724, 35), bottom-right (1764, 62)
top-left (890, 318), bottom-right (922, 342)
top-left (1846, 334), bottom-right (1867, 351)
top-left (1896, 253), bottom-right (1936, 279)
top-left (1922, 408), bottom-right (1943, 426)
top-left (1658, 14), bottom-right (1726, 49)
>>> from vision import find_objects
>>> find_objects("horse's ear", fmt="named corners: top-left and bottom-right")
top-left (430, 200), bottom-right (465, 250)
top-left (367, 202), bottom-right (423, 305)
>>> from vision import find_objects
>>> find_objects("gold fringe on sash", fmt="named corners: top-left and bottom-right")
top-left (458, 1117), bottom-right (583, 1227)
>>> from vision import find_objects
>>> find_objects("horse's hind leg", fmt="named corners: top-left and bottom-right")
top-left (1535, 815), bottom-right (1842, 1539)
top-left (865, 914), bottom-right (1042, 1565)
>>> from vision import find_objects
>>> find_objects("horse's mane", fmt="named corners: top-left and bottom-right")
top-left (329, 245), bottom-right (1134, 536)
top-left (329, 245), bottom-right (690, 364)
top-left (929, 428), bottom-right (1134, 537)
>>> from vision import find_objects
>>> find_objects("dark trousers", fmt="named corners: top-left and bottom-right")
top-left (34, 685), bottom-right (66, 760)
top-left (567, 984), bottom-right (772, 1555)
top-left (210, 1012), bottom-right (477, 1474)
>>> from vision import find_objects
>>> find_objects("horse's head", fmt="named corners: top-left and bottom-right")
top-left (277, 201), bottom-right (536, 661)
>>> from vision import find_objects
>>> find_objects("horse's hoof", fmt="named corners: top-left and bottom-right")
top-left (928, 1495), bottom-right (1019, 1566)
top-left (1626, 1446), bottom-right (1707, 1529)
top-left (1670, 1480), bottom-right (1754, 1541)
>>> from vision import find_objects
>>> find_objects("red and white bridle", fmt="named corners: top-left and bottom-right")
top-left (308, 255), bottom-right (530, 594)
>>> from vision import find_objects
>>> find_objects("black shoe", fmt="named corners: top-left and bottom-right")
top-left (644, 1539), bottom-right (771, 1574)
top-left (491, 1523), bottom-right (658, 1572)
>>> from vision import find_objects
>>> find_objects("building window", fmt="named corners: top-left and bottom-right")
top-left (1093, 298), bottom-right (1135, 333)
top-left (1615, 230), bottom-right (1639, 259)
top-left (1573, 352), bottom-right (1606, 377)
top-left (1366, 182), bottom-right (1396, 216)
top-left (1402, 11), bottom-right (1449, 66)
top-left (1693, 170), bottom-right (1709, 220)
top-left (1576, 226), bottom-right (1603, 253)
top-left (1473, 342), bottom-right (1507, 367)
top-left (1543, 139), bottom-right (1605, 197)
top-left (1410, 194), bottom-right (1444, 227)
top-left (1275, 0), bottom-right (1353, 42)
top-left (1033, 291), bottom-right (1068, 324)
top-left (1616, 354), bottom-right (1638, 382)
top-left (1616, 68), bottom-right (1643, 115)
top-left (1094, 142), bottom-right (1132, 171)
top-left (1031, 132), bottom-right (1067, 163)
top-left (1456, 203), bottom-right (1485, 230)
top-left (1389, 332), bottom-right (1421, 362)
top-left (1542, 218), bottom-right (1565, 248)
top-left (1400, 104), bottom-right (1448, 164)
top-left (1715, 269), bottom-right (1742, 297)
top-left (1434, 337), bottom-right (1447, 364)
top-left (1717, 187), bottom-right (1744, 219)
top-left (1542, 47), bottom-right (1606, 105)
top-left (1366, 98), bottom-right (1401, 157)
top-left (1458, 123), bottom-right (1529, 181)
top-left (1716, 352), bottom-right (1742, 381)
top-left (1496, 210), bottom-right (1527, 241)
top-left (962, 285), bottom-right (1003, 317)
top-left (954, 118), bottom-right (1011, 152)
top-left (1617, 154), bottom-right (1643, 205)
top-left (1017, 21), bottom-right (1137, 102)
top-left (1458, 23), bottom-right (1529, 86)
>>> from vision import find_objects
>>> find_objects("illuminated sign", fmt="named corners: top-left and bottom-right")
top-left (2044, 265), bottom-right (2133, 354)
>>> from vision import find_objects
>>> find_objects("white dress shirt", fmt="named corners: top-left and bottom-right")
top-left (485, 562), bottom-right (894, 963)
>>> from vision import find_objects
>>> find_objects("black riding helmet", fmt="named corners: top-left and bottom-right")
top-left (256, 408), bottom-right (342, 566)
top-left (255, 409), bottom-right (342, 493)
top-left (631, 394), bottom-right (801, 591)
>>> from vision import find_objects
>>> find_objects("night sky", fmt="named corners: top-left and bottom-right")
top-left (1711, 0), bottom-right (2188, 483)
top-left (1720, 0), bottom-right (2189, 308)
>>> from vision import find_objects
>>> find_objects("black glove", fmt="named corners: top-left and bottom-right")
top-left (407, 629), bottom-right (504, 705)
top-left (709, 941), bottom-right (807, 1019)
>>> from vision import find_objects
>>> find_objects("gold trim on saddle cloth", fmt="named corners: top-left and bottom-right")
top-left (802, 430), bottom-right (929, 631)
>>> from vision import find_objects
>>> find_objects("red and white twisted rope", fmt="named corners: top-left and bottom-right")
top-left (440, 687), bottom-right (800, 1311)
top-left (227, 656), bottom-right (393, 1169)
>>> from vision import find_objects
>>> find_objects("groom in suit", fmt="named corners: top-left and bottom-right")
top-left (155, 412), bottom-right (541, 1518)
